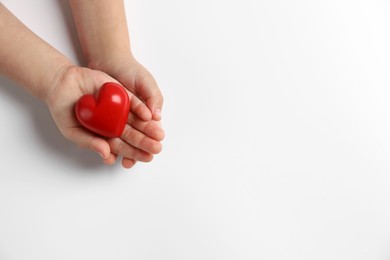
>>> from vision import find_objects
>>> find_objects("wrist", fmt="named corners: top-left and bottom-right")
top-left (87, 51), bottom-right (135, 75)
top-left (43, 61), bottom-right (75, 105)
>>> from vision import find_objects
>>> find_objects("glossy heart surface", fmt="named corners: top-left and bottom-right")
top-left (75, 82), bottom-right (130, 138)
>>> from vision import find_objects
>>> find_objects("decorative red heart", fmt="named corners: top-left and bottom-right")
top-left (75, 82), bottom-right (130, 138)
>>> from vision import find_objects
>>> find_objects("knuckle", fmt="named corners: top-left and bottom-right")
top-left (122, 126), bottom-right (136, 141)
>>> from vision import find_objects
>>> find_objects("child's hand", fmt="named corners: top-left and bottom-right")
top-left (45, 65), bottom-right (163, 168)
top-left (90, 57), bottom-right (165, 168)
top-left (68, 1), bottom-right (165, 168)
top-left (92, 56), bottom-right (164, 122)
top-left (0, 3), bottom-right (163, 169)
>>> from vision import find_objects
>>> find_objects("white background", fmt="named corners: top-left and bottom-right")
top-left (1, 0), bottom-right (390, 259)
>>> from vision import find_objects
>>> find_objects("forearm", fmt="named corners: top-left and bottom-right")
top-left (69, 0), bottom-right (132, 70)
top-left (0, 4), bottom-right (73, 102)
top-left (69, 0), bottom-right (163, 121)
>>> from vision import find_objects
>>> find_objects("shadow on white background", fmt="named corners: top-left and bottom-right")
top-left (0, 76), bottom-right (103, 172)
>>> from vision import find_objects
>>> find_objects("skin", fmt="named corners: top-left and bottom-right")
top-left (0, 3), bottom-right (164, 169)
top-left (68, 0), bottom-right (163, 119)
top-left (69, 0), bottom-right (164, 168)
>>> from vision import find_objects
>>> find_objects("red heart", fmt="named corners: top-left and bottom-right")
top-left (75, 82), bottom-right (130, 138)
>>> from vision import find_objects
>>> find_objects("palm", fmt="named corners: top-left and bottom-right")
top-left (47, 66), bottom-right (116, 139)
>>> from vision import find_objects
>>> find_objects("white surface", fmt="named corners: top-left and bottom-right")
top-left (1, 0), bottom-right (390, 259)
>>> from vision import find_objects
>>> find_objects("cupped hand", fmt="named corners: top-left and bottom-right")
top-left (45, 65), bottom-right (163, 168)
top-left (90, 56), bottom-right (164, 122)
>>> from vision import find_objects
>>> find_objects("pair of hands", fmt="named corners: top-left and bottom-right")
top-left (46, 58), bottom-right (164, 169)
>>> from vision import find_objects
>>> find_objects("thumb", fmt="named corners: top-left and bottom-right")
top-left (65, 127), bottom-right (111, 159)
top-left (137, 76), bottom-right (164, 121)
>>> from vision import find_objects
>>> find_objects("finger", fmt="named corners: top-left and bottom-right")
top-left (130, 94), bottom-right (152, 121)
top-left (107, 137), bottom-right (154, 162)
top-left (121, 124), bottom-right (162, 154)
top-left (128, 113), bottom-right (165, 141)
top-left (121, 158), bottom-right (137, 169)
top-left (103, 153), bottom-right (117, 165)
top-left (65, 127), bottom-right (111, 160)
top-left (135, 75), bottom-right (164, 120)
